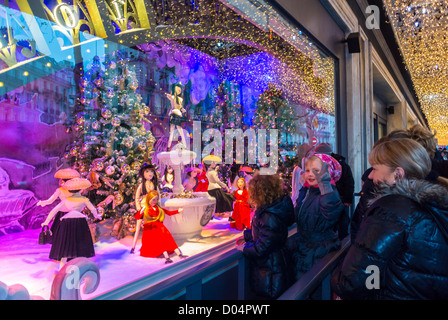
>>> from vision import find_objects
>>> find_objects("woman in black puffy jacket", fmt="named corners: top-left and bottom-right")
top-left (331, 138), bottom-right (448, 299)
top-left (239, 174), bottom-right (295, 299)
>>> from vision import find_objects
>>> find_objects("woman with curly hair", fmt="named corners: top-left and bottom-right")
top-left (237, 174), bottom-right (295, 299)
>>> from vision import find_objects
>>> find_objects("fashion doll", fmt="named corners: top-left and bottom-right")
top-left (206, 161), bottom-right (235, 214)
top-left (166, 83), bottom-right (187, 151)
top-left (183, 167), bottom-right (199, 192)
top-left (195, 163), bottom-right (209, 192)
top-left (41, 178), bottom-right (102, 267)
top-left (161, 166), bottom-right (175, 193)
top-left (134, 190), bottom-right (188, 263)
top-left (231, 177), bottom-right (251, 231)
top-left (131, 163), bottom-right (158, 253)
top-left (37, 168), bottom-right (80, 235)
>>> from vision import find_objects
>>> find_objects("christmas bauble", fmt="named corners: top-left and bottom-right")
top-left (129, 81), bottom-right (138, 90)
top-left (138, 141), bottom-right (147, 151)
top-left (70, 147), bottom-right (78, 156)
top-left (80, 78), bottom-right (89, 87)
top-left (111, 117), bottom-right (121, 127)
top-left (105, 166), bottom-right (115, 175)
top-left (102, 108), bottom-right (112, 119)
top-left (92, 121), bottom-right (100, 130)
top-left (123, 138), bottom-right (133, 148)
top-left (94, 77), bottom-right (104, 87)
top-left (114, 193), bottom-right (124, 206)
top-left (121, 164), bottom-right (131, 174)
top-left (106, 88), bottom-right (115, 98)
top-left (131, 161), bottom-right (141, 171)
top-left (94, 160), bottom-right (104, 171)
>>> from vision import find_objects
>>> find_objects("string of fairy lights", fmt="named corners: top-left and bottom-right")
top-left (383, 0), bottom-right (448, 145)
top-left (34, 0), bottom-right (336, 116)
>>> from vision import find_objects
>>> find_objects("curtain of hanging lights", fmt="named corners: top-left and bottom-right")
top-left (382, 0), bottom-right (448, 145)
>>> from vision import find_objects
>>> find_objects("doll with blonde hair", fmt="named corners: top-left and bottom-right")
top-left (133, 190), bottom-right (187, 263)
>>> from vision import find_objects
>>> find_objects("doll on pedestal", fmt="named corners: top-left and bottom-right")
top-left (231, 177), bottom-right (251, 231)
top-left (41, 178), bottom-right (102, 268)
top-left (161, 166), bottom-right (175, 193)
top-left (134, 190), bottom-right (188, 263)
top-left (37, 168), bottom-right (80, 236)
top-left (131, 163), bottom-right (159, 254)
top-left (166, 83), bottom-right (188, 151)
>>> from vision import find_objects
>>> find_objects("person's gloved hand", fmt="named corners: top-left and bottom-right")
top-left (312, 162), bottom-right (333, 195)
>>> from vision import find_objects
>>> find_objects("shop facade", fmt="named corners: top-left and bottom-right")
top-left (0, 0), bottom-right (425, 300)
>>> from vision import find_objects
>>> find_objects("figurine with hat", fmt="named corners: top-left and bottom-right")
top-left (41, 178), bottom-right (102, 267)
top-left (37, 168), bottom-right (80, 235)
top-left (203, 155), bottom-right (235, 214)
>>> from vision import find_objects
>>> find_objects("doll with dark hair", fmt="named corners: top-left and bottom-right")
top-left (131, 163), bottom-right (158, 253)
top-left (183, 167), bottom-right (200, 192)
top-left (161, 166), bottom-right (175, 193)
top-left (166, 83), bottom-right (188, 151)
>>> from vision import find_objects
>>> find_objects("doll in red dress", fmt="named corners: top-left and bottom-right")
top-left (134, 190), bottom-right (188, 263)
top-left (231, 178), bottom-right (251, 231)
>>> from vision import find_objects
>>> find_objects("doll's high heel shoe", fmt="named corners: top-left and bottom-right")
top-left (130, 248), bottom-right (135, 254)
top-left (165, 258), bottom-right (173, 264)
top-left (179, 254), bottom-right (188, 259)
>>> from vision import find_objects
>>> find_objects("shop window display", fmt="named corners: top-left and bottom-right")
top-left (0, 0), bottom-right (337, 299)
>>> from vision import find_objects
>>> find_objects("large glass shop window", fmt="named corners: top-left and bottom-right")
top-left (0, 0), bottom-right (336, 233)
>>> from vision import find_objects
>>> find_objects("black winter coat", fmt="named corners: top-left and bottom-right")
top-left (289, 185), bottom-right (344, 281)
top-left (331, 153), bottom-right (355, 204)
top-left (331, 179), bottom-right (448, 299)
top-left (351, 167), bottom-right (374, 243)
top-left (243, 195), bottom-right (295, 299)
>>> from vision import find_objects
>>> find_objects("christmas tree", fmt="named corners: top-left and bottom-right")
top-left (208, 82), bottom-right (243, 130)
top-left (252, 83), bottom-right (295, 133)
top-left (63, 52), bottom-right (156, 230)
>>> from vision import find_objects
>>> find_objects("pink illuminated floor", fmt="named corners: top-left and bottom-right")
top-left (0, 217), bottom-right (243, 300)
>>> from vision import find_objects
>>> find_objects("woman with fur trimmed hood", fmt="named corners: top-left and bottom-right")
top-left (331, 138), bottom-right (448, 299)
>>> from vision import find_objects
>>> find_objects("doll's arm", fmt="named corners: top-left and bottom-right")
top-left (163, 208), bottom-right (183, 216)
top-left (134, 207), bottom-right (145, 220)
top-left (37, 189), bottom-right (61, 207)
top-left (85, 200), bottom-right (101, 220)
top-left (211, 171), bottom-right (228, 190)
top-left (134, 184), bottom-right (143, 211)
top-left (42, 201), bottom-right (64, 226)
